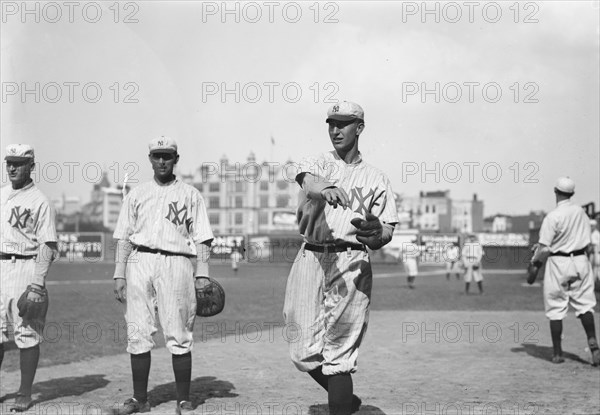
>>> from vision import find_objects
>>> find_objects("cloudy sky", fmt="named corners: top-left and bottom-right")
top-left (1, 1), bottom-right (598, 216)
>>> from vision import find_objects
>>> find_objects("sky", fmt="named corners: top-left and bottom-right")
top-left (1, 1), bottom-right (599, 216)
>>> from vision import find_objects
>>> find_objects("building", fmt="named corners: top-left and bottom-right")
top-left (80, 172), bottom-right (127, 231)
top-left (451, 194), bottom-right (484, 233)
top-left (186, 153), bottom-right (299, 235)
top-left (52, 195), bottom-right (82, 216)
top-left (417, 190), bottom-right (452, 232)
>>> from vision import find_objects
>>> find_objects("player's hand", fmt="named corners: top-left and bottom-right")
top-left (27, 284), bottom-right (45, 303)
top-left (114, 279), bottom-right (127, 303)
top-left (321, 187), bottom-right (350, 209)
top-left (195, 276), bottom-right (211, 290)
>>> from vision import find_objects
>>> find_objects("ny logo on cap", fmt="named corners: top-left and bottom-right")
top-left (332, 105), bottom-right (339, 113)
top-left (9, 148), bottom-right (16, 155)
top-left (158, 140), bottom-right (164, 146)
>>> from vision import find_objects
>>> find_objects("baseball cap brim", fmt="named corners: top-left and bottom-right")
top-left (149, 148), bottom-right (177, 154)
top-left (5, 156), bottom-right (33, 162)
top-left (326, 115), bottom-right (361, 123)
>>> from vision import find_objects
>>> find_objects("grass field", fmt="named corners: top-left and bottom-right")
top-left (0, 260), bottom-right (597, 374)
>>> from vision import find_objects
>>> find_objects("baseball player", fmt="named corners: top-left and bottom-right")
top-left (445, 244), bottom-right (461, 280)
top-left (461, 234), bottom-right (484, 295)
top-left (589, 219), bottom-right (599, 290)
top-left (530, 177), bottom-right (599, 365)
top-left (112, 137), bottom-right (214, 414)
top-left (401, 240), bottom-right (420, 289)
top-left (283, 102), bottom-right (399, 414)
top-left (0, 144), bottom-right (57, 412)
top-left (230, 248), bottom-right (242, 273)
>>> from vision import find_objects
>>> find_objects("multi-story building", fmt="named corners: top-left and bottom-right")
top-left (186, 153), bottom-right (299, 235)
top-left (451, 194), bottom-right (484, 233)
top-left (417, 190), bottom-right (452, 232)
top-left (80, 172), bottom-right (126, 231)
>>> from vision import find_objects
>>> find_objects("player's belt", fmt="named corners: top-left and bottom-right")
top-left (550, 248), bottom-right (587, 257)
top-left (303, 242), bottom-right (366, 253)
top-left (0, 253), bottom-right (36, 260)
top-left (135, 245), bottom-right (193, 258)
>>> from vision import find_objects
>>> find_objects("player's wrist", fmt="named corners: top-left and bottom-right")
top-left (113, 275), bottom-right (126, 280)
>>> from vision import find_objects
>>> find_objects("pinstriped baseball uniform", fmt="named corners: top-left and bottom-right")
top-left (1, 182), bottom-right (57, 347)
top-left (113, 178), bottom-right (213, 354)
top-left (461, 240), bottom-right (483, 283)
top-left (539, 200), bottom-right (595, 320)
top-left (283, 150), bottom-right (398, 375)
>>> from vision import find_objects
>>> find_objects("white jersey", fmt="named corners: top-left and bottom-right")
top-left (462, 241), bottom-right (483, 264)
top-left (113, 178), bottom-right (213, 256)
top-left (296, 151), bottom-right (399, 245)
top-left (538, 200), bottom-right (590, 253)
top-left (0, 182), bottom-right (57, 255)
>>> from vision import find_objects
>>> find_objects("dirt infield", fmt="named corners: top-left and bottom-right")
top-left (1, 310), bottom-right (599, 415)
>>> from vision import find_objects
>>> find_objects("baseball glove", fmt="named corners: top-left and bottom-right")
top-left (351, 212), bottom-right (384, 250)
top-left (17, 284), bottom-right (49, 329)
top-left (527, 261), bottom-right (543, 285)
top-left (195, 277), bottom-right (225, 317)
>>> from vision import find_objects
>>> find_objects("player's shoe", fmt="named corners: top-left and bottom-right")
top-left (175, 400), bottom-right (195, 415)
top-left (588, 338), bottom-right (600, 367)
top-left (551, 355), bottom-right (565, 364)
top-left (9, 393), bottom-right (33, 412)
top-left (114, 398), bottom-right (151, 415)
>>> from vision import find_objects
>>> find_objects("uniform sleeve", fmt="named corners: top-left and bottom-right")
top-left (191, 190), bottom-right (214, 244)
top-left (113, 193), bottom-right (135, 240)
top-left (538, 215), bottom-right (555, 247)
top-left (35, 200), bottom-right (57, 244)
top-left (371, 176), bottom-right (399, 225)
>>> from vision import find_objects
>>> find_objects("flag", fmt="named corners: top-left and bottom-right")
top-left (271, 135), bottom-right (275, 145)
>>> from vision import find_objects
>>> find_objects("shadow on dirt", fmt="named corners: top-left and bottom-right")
top-left (309, 403), bottom-right (387, 414)
top-left (148, 376), bottom-right (238, 408)
top-left (511, 343), bottom-right (589, 365)
top-left (0, 374), bottom-right (109, 405)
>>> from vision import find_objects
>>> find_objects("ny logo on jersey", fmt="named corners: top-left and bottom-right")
top-left (8, 206), bottom-right (32, 229)
top-left (348, 187), bottom-right (383, 215)
top-left (165, 201), bottom-right (193, 231)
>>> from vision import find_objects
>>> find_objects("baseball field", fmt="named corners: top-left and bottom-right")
top-left (1, 261), bottom-right (599, 414)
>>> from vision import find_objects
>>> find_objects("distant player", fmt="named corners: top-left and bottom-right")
top-left (401, 240), bottom-right (420, 289)
top-left (0, 144), bottom-right (58, 412)
top-left (283, 102), bottom-right (399, 414)
top-left (230, 249), bottom-right (242, 273)
top-left (530, 177), bottom-right (599, 365)
top-left (112, 137), bottom-right (214, 414)
top-left (461, 234), bottom-right (484, 295)
top-left (445, 244), bottom-right (461, 281)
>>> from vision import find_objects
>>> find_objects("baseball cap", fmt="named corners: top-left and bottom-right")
top-left (149, 136), bottom-right (178, 154)
top-left (5, 144), bottom-right (35, 162)
top-left (554, 176), bottom-right (575, 194)
top-left (326, 101), bottom-right (364, 123)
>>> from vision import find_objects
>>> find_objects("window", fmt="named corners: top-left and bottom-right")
top-left (260, 181), bottom-right (269, 191)
top-left (235, 213), bottom-right (243, 225)
top-left (209, 182), bottom-right (220, 192)
top-left (276, 195), bottom-right (289, 208)
top-left (209, 213), bottom-right (220, 225)
top-left (276, 180), bottom-right (288, 190)
top-left (432, 205), bottom-right (436, 214)
top-left (209, 197), bottom-right (220, 208)
top-left (235, 182), bottom-right (245, 192)
top-left (425, 205), bottom-right (429, 213)
top-left (260, 195), bottom-right (269, 208)
top-left (258, 211), bottom-right (269, 225)
top-left (235, 196), bottom-right (243, 208)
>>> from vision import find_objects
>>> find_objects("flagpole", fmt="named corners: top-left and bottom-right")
top-left (270, 134), bottom-right (274, 162)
